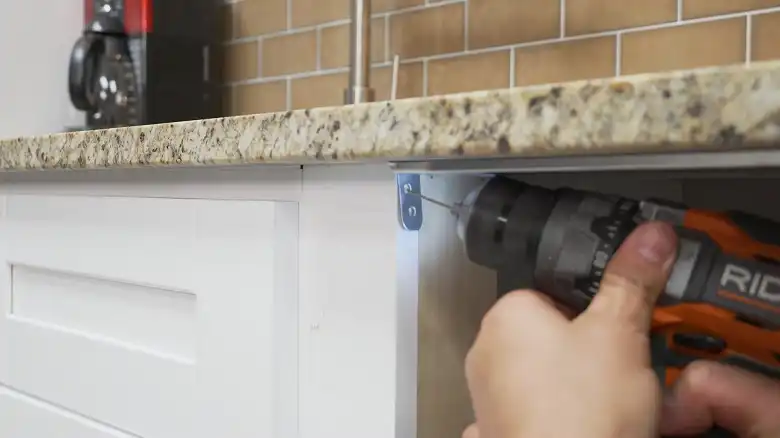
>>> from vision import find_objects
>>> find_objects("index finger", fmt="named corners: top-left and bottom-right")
top-left (579, 221), bottom-right (678, 333)
top-left (661, 361), bottom-right (780, 437)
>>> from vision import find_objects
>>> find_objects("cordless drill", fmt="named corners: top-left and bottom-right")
top-left (443, 176), bottom-right (780, 387)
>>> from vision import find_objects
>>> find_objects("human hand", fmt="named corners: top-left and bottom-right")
top-left (464, 221), bottom-right (678, 438)
top-left (660, 360), bottom-right (780, 437)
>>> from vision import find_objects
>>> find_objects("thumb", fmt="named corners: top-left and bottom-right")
top-left (462, 423), bottom-right (480, 438)
top-left (579, 221), bottom-right (678, 333)
top-left (660, 361), bottom-right (780, 437)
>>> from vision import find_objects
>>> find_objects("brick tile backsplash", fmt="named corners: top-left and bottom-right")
top-left (372, 62), bottom-right (425, 100)
top-left (374, 0), bottom-right (424, 13)
top-left (515, 36), bottom-right (616, 86)
top-left (683, 0), bottom-right (780, 18)
top-left (320, 18), bottom-right (385, 69)
top-left (262, 31), bottom-right (318, 77)
top-left (234, 0), bottom-right (287, 37)
top-left (291, 72), bottom-right (349, 109)
top-left (427, 51), bottom-right (510, 96)
top-left (565, 0), bottom-right (677, 35)
top-left (292, 0), bottom-right (350, 27)
top-left (234, 81), bottom-right (288, 114)
top-left (621, 18), bottom-right (746, 75)
top-left (390, 3), bottom-right (465, 59)
top-left (468, 0), bottom-right (559, 49)
top-left (224, 41), bottom-right (259, 82)
top-left (223, 0), bottom-right (780, 113)
top-left (753, 11), bottom-right (780, 61)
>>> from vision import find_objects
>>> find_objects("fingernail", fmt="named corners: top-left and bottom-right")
top-left (629, 222), bottom-right (677, 264)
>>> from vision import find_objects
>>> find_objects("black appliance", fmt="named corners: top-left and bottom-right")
top-left (68, 0), bottom-right (222, 129)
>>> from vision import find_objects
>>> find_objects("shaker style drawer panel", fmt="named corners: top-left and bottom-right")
top-left (10, 263), bottom-right (197, 359)
top-left (0, 194), bottom-right (299, 438)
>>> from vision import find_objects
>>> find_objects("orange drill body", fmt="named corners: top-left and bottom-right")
top-left (651, 209), bottom-right (780, 384)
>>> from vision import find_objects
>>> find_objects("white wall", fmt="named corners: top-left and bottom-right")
top-left (0, 1), bottom-right (85, 139)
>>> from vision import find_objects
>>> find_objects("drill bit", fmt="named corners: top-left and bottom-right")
top-left (404, 189), bottom-right (465, 217)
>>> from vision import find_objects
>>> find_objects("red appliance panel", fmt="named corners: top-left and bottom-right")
top-left (124, 0), bottom-right (152, 34)
top-left (84, 0), bottom-right (94, 24)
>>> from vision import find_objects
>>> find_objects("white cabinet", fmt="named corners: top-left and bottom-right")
top-left (0, 164), bottom-right (414, 438)
top-left (0, 193), bottom-right (299, 438)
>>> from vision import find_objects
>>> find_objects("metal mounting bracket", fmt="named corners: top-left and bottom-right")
top-left (396, 173), bottom-right (423, 231)
top-left (388, 148), bottom-right (780, 174)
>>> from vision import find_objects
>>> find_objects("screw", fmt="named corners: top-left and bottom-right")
top-left (403, 183), bottom-right (413, 193)
top-left (407, 206), bottom-right (417, 217)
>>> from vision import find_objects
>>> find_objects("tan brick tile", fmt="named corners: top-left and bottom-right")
top-left (566, 0), bottom-right (676, 35)
top-left (262, 31), bottom-right (318, 77)
top-left (234, 81), bottom-right (288, 115)
top-left (428, 51), bottom-right (510, 96)
top-left (235, 0), bottom-right (287, 38)
top-left (753, 12), bottom-right (780, 61)
top-left (224, 41), bottom-right (259, 82)
top-left (220, 4), bottom-right (235, 40)
top-left (621, 19), bottom-right (746, 75)
top-left (468, 0), bottom-right (559, 49)
top-left (222, 86), bottom-right (234, 115)
top-left (684, 0), bottom-right (780, 18)
top-left (390, 3), bottom-right (464, 59)
top-left (320, 18), bottom-right (385, 70)
top-left (292, 0), bottom-right (349, 27)
top-left (291, 73), bottom-right (349, 109)
top-left (515, 37), bottom-right (616, 86)
top-left (374, 0), bottom-right (423, 13)
top-left (372, 62), bottom-right (425, 100)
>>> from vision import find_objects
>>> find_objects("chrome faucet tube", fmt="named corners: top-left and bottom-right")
top-left (344, 0), bottom-right (375, 104)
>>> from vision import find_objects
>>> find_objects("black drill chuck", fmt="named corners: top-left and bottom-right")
top-left (458, 176), bottom-right (642, 312)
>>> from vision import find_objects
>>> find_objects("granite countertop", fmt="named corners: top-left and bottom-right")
top-left (2, 61), bottom-right (780, 171)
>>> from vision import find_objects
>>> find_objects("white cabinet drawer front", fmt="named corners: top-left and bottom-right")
top-left (0, 385), bottom-right (136, 438)
top-left (0, 195), bottom-right (299, 438)
top-left (10, 264), bottom-right (197, 359)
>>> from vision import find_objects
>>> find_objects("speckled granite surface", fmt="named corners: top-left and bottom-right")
top-left (3, 61), bottom-right (780, 170)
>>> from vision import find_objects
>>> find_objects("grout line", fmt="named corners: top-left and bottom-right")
top-left (463, 0), bottom-right (470, 51)
top-left (509, 48), bottom-right (516, 88)
top-left (257, 37), bottom-right (264, 78)
top-left (230, 67), bottom-right (353, 86)
top-left (559, 0), bottom-right (566, 37)
top-left (385, 14), bottom-right (391, 63)
top-left (422, 59), bottom-right (429, 97)
top-left (318, 18), bottom-right (352, 31)
top-left (226, 26), bottom-right (317, 45)
top-left (316, 27), bottom-right (322, 70)
top-left (751, 6), bottom-right (780, 16)
top-left (745, 14), bottom-right (753, 65)
top-left (287, 0), bottom-right (292, 29)
top-left (615, 33), bottom-right (622, 76)
top-left (286, 78), bottom-right (292, 111)
top-left (677, 0), bottom-right (683, 21)
top-left (226, 84), bottom-right (234, 115)
top-left (227, 59), bottom-right (403, 86)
